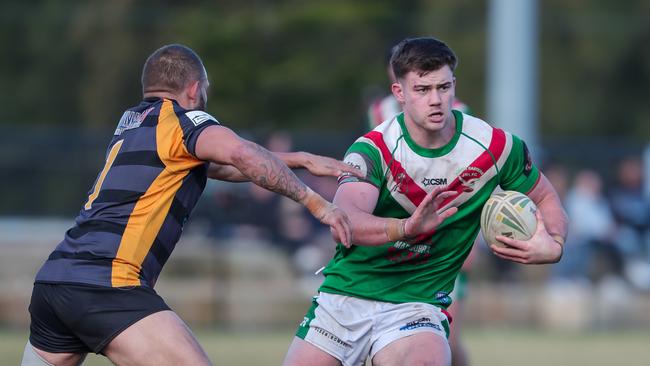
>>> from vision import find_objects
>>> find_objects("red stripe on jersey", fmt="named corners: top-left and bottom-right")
top-left (408, 128), bottom-right (507, 243)
top-left (440, 128), bottom-right (507, 207)
top-left (365, 131), bottom-right (427, 207)
top-left (365, 128), bottom-right (506, 243)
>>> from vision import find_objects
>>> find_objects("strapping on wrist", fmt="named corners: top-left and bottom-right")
top-left (386, 218), bottom-right (407, 242)
top-left (303, 187), bottom-right (332, 220)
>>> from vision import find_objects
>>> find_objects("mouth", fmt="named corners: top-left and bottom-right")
top-left (428, 111), bottom-right (444, 121)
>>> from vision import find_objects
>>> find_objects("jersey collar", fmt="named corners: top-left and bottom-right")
top-left (397, 110), bottom-right (463, 158)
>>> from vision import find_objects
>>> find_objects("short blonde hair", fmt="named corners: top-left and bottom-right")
top-left (141, 44), bottom-right (206, 94)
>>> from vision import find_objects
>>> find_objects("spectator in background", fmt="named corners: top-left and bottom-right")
top-left (266, 131), bottom-right (320, 254)
top-left (191, 130), bottom-right (337, 254)
top-left (239, 132), bottom-right (297, 249)
top-left (552, 170), bottom-right (621, 283)
top-left (543, 163), bottom-right (570, 202)
top-left (609, 156), bottom-right (650, 290)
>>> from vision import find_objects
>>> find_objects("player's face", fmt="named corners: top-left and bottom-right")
top-left (393, 65), bottom-right (456, 135)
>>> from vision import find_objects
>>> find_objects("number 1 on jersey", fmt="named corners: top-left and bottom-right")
top-left (85, 140), bottom-right (124, 210)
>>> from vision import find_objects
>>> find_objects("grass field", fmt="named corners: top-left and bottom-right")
top-left (3, 327), bottom-right (649, 365)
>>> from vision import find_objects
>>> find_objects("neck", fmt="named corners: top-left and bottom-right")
top-left (403, 113), bottom-right (456, 149)
top-left (143, 90), bottom-right (196, 110)
top-left (143, 91), bottom-right (179, 101)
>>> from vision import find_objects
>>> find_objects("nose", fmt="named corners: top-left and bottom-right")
top-left (428, 90), bottom-right (441, 105)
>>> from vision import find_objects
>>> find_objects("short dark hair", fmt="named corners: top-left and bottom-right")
top-left (141, 44), bottom-right (206, 94)
top-left (390, 37), bottom-right (458, 79)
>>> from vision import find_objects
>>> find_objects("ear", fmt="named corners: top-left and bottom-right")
top-left (391, 82), bottom-right (405, 104)
top-left (186, 80), bottom-right (201, 102)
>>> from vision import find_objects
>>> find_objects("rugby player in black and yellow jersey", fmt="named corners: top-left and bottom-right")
top-left (21, 44), bottom-right (360, 366)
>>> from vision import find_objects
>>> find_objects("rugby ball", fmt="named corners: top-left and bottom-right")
top-left (480, 190), bottom-right (537, 248)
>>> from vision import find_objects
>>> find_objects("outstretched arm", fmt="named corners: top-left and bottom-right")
top-left (490, 173), bottom-right (569, 264)
top-left (332, 181), bottom-right (458, 246)
top-left (276, 152), bottom-right (364, 178)
top-left (207, 152), bottom-right (362, 182)
top-left (195, 125), bottom-right (353, 246)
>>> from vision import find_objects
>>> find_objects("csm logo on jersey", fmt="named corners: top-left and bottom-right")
top-left (421, 177), bottom-right (447, 187)
top-left (185, 111), bottom-right (218, 126)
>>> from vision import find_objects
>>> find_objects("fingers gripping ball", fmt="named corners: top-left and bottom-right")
top-left (480, 190), bottom-right (537, 248)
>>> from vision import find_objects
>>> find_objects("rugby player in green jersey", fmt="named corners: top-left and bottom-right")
top-left (284, 37), bottom-right (568, 366)
top-left (367, 46), bottom-right (474, 366)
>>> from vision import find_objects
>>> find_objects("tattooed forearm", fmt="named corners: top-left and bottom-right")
top-left (232, 141), bottom-right (308, 202)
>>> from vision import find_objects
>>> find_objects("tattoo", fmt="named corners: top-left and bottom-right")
top-left (232, 142), bottom-right (307, 202)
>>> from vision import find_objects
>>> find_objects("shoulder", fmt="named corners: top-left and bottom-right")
top-left (360, 115), bottom-right (402, 144)
top-left (342, 120), bottom-right (403, 179)
top-left (167, 101), bottom-right (220, 127)
top-left (461, 113), bottom-right (493, 134)
top-left (461, 113), bottom-right (515, 146)
top-left (182, 110), bottom-right (220, 127)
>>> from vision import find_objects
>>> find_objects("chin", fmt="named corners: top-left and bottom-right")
top-left (426, 118), bottom-right (446, 127)
top-left (429, 126), bottom-right (446, 133)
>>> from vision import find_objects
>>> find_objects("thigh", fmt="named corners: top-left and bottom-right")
top-left (371, 332), bottom-right (451, 366)
top-left (291, 293), bottom-right (374, 366)
top-left (283, 337), bottom-right (341, 366)
top-left (370, 302), bottom-right (451, 365)
top-left (103, 310), bottom-right (211, 366)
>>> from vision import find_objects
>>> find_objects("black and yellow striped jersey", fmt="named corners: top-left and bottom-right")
top-left (36, 97), bottom-right (220, 288)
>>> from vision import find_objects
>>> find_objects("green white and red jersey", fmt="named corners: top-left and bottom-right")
top-left (320, 110), bottom-right (540, 308)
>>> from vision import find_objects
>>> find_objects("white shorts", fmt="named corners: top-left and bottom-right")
top-left (295, 292), bottom-right (450, 366)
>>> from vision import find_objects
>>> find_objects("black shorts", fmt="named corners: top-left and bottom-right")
top-left (28, 282), bottom-right (171, 354)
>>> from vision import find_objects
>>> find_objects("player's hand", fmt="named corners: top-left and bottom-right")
top-left (403, 186), bottom-right (458, 241)
top-left (318, 204), bottom-right (353, 248)
top-left (302, 188), bottom-right (352, 247)
top-left (303, 153), bottom-right (363, 178)
top-left (490, 210), bottom-right (562, 264)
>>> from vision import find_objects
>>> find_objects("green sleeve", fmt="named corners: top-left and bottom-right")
top-left (499, 134), bottom-right (540, 193)
top-left (339, 140), bottom-right (384, 188)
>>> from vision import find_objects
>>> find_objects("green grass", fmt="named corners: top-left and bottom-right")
top-left (462, 328), bottom-right (650, 366)
top-left (4, 327), bottom-right (650, 365)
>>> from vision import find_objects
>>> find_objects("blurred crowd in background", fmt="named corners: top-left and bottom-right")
top-left (548, 157), bottom-right (650, 292)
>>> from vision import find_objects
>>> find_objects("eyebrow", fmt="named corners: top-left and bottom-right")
top-left (413, 80), bottom-right (452, 88)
